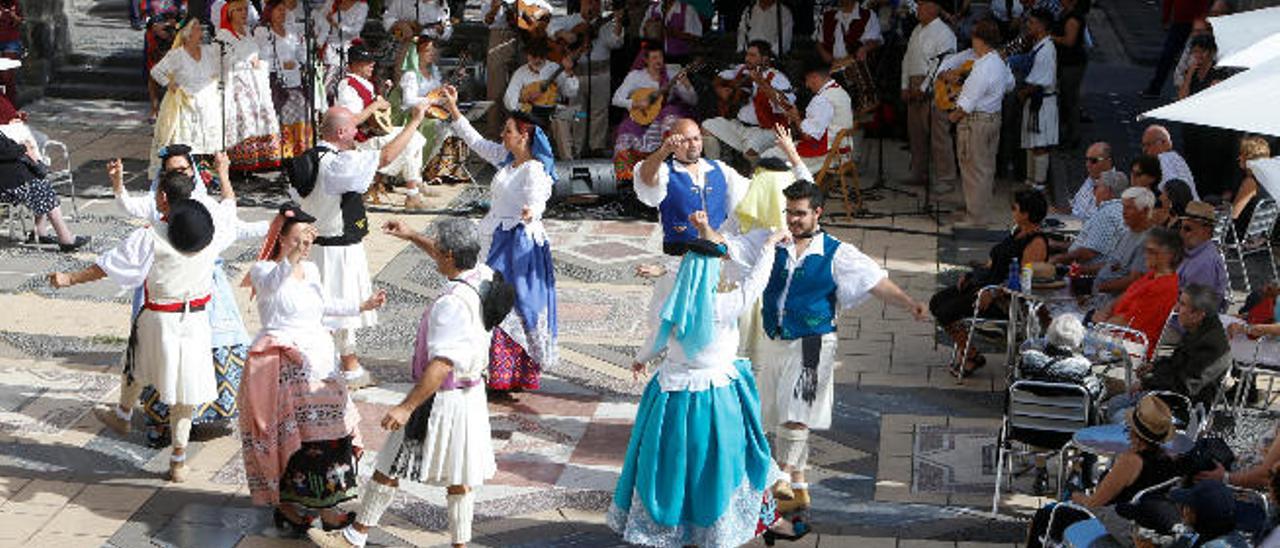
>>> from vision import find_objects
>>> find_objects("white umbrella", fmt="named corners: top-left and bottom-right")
top-left (1139, 56), bottom-right (1280, 136)
top-left (1218, 31), bottom-right (1280, 69)
top-left (1248, 157), bottom-right (1280, 200)
top-left (1208, 6), bottom-right (1280, 62)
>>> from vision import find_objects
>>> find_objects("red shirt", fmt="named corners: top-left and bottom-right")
top-left (1112, 272), bottom-right (1180, 358)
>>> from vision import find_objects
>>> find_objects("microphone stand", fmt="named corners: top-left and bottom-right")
top-left (304, 1), bottom-right (318, 146)
top-left (214, 31), bottom-right (229, 152)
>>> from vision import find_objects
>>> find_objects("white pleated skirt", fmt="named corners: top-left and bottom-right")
top-left (132, 309), bottom-right (219, 406)
top-left (376, 384), bottom-right (496, 487)
top-left (312, 242), bottom-right (377, 331)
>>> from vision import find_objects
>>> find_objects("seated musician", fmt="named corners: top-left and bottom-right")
top-left (503, 40), bottom-right (579, 160)
top-left (398, 35), bottom-right (470, 185)
top-left (814, 0), bottom-right (882, 64)
top-left (548, 0), bottom-right (623, 157)
top-left (703, 40), bottom-right (795, 161)
top-left (763, 60), bottom-right (854, 173)
top-left (335, 44), bottom-right (431, 209)
top-left (611, 45), bottom-right (697, 184)
top-left (383, 0), bottom-right (453, 82)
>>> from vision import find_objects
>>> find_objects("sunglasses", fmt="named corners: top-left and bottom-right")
top-left (1085, 156), bottom-right (1108, 164)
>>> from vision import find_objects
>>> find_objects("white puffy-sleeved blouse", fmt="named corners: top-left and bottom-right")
top-left (249, 259), bottom-right (360, 379)
top-left (450, 115), bottom-right (554, 245)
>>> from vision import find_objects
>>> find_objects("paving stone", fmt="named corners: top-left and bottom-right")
top-left (70, 484), bottom-right (157, 513)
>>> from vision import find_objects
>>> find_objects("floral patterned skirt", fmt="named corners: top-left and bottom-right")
top-left (279, 436), bottom-right (360, 509)
top-left (142, 343), bottom-right (246, 448)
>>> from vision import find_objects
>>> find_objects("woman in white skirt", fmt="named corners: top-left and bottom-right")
top-left (310, 217), bottom-right (515, 548)
top-left (149, 17), bottom-right (224, 178)
top-left (217, 0), bottom-right (283, 172)
top-left (1019, 8), bottom-right (1059, 192)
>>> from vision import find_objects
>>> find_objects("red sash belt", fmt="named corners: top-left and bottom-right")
top-left (145, 294), bottom-right (212, 313)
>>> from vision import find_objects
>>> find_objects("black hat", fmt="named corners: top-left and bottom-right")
top-left (347, 43), bottom-right (378, 64)
top-left (685, 238), bottom-right (727, 258)
top-left (278, 201), bottom-right (317, 224)
top-left (1170, 480), bottom-right (1236, 531)
top-left (157, 143), bottom-right (192, 161)
top-left (166, 198), bottom-right (214, 254)
top-left (756, 157), bottom-right (792, 172)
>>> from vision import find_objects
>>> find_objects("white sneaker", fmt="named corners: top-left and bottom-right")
top-left (93, 405), bottom-right (131, 435)
top-left (168, 461), bottom-right (189, 483)
top-left (308, 528), bottom-right (360, 548)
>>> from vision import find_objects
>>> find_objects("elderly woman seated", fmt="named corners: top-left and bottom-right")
top-left (0, 131), bottom-right (88, 251)
top-left (931, 190), bottom-right (1049, 379)
top-left (1090, 227), bottom-right (1184, 359)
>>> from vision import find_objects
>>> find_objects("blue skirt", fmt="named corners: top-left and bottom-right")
top-left (608, 359), bottom-right (777, 548)
top-left (486, 224), bottom-right (558, 368)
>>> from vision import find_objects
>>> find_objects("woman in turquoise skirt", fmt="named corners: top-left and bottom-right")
top-left (609, 212), bottom-right (789, 547)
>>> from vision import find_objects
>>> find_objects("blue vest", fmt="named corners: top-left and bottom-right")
top-left (659, 158), bottom-right (729, 246)
top-left (761, 233), bottom-right (841, 340)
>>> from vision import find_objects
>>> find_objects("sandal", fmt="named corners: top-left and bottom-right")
top-left (949, 354), bottom-right (987, 379)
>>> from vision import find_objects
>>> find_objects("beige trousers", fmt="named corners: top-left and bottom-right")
top-left (120, 376), bottom-right (194, 449)
top-left (957, 111), bottom-right (1001, 222)
top-left (573, 62), bottom-right (612, 152)
top-left (906, 95), bottom-right (931, 182)
top-left (931, 106), bottom-right (959, 185)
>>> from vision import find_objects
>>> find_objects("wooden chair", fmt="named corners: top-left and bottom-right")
top-left (812, 126), bottom-right (862, 222)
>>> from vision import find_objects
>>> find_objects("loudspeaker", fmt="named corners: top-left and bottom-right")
top-left (551, 159), bottom-right (618, 201)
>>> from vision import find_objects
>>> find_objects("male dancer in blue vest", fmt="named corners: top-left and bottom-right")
top-left (728, 180), bottom-right (927, 515)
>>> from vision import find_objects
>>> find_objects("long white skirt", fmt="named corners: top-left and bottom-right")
top-left (1021, 95), bottom-right (1060, 149)
top-left (133, 309), bottom-right (219, 406)
top-left (313, 243), bottom-right (377, 331)
top-left (376, 384), bottom-right (496, 487)
top-left (756, 332), bottom-right (838, 431)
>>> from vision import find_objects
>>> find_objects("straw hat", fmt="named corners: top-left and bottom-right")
top-left (1127, 395), bottom-right (1174, 444)
top-left (1180, 201), bottom-right (1217, 225)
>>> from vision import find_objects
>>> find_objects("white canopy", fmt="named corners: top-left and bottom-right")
top-left (1248, 157), bottom-right (1280, 199)
top-left (1219, 31), bottom-right (1280, 68)
top-left (1139, 56), bottom-right (1280, 136)
top-left (1208, 6), bottom-right (1280, 62)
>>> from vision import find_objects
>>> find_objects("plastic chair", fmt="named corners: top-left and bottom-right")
top-left (41, 140), bottom-right (76, 220)
top-left (993, 380), bottom-right (1094, 515)
top-left (812, 126), bottom-right (862, 222)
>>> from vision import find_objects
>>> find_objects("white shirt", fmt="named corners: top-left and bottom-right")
top-left (738, 1), bottom-right (793, 55)
top-left (115, 181), bottom-right (269, 241)
top-left (427, 267), bottom-right (493, 382)
top-left (335, 73), bottom-right (375, 114)
top-left (548, 13), bottom-right (624, 63)
top-left (451, 116), bottom-right (555, 244)
top-left (956, 50), bottom-right (1015, 114)
top-left (254, 25), bottom-right (304, 87)
top-left (150, 46), bottom-right (220, 96)
top-left (288, 141), bottom-right (381, 237)
top-left (817, 7), bottom-right (884, 59)
top-left (1158, 150), bottom-right (1197, 195)
top-left (715, 65), bottom-right (794, 125)
top-left (725, 227), bottom-right (889, 317)
top-left (901, 17), bottom-right (957, 90)
top-left (1024, 36), bottom-right (1057, 92)
top-left (1071, 172), bottom-right (1106, 219)
top-left (640, 2), bottom-right (703, 48)
top-left (96, 201), bottom-right (240, 291)
top-left (315, 0), bottom-right (368, 47)
top-left (634, 239), bottom-right (776, 392)
top-left (382, 0), bottom-right (453, 41)
top-left (483, 0), bottom-right (551, 30)
top-left (399, 66), bottom-right (443, 108)
top-left (799, 80), bottom-right (840, 142)
top-left (634, 157), bottom-right (752, 216)
top-left (611, 67), bottom-right (697, 109)
top-left (503, 62), bottom-right (580, 112)
top-left (210, 0), bottom-right (260, 30)
top-left (250, 259), bottom-right (360, 380)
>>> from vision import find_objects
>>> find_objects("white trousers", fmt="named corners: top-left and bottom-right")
top-left (358, 129), bottom-right (426, 183)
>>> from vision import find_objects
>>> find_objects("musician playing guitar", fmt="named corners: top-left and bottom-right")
top-left (503, 40), bottom-right (579, 159)
top-left (383, 0), bottom-right (453, 82)
top-left (704, 40), bottom-right (795, 160)
top-left (482, 0), bottom-right (552, 134)
top-left (766, 61), bottom-right (854, 172)
top-left (335, 44), bottom-right (430, 210)
top-left (548, 0), bottom-right (623, 156)
top-left (815, 0), bottom-right (882, 64)
top-left (611, 46), bottom-right (698, 182)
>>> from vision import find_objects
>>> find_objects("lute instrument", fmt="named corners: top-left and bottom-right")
top-left (424, 51), bottom-right (473, 120)
top-left (359, 78), bottom-right (396, 137)
top-left (627, 60), bottom-right (704, 125)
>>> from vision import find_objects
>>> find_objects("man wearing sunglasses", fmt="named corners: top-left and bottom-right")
top-left (1068, 141), bottom-right (1114, 220)
top-left (1176, 201), bottom-right (1229, 311)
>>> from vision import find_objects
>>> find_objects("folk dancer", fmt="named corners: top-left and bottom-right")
top-left (737, 0), bottom-right (793, 57)
top-left (731, 180), bottom-right (927, 514)
top-left (947, 19), bottom-right (1014, 226)
top-left (610, 212), bottom-right (789, 547)
top-left (441, 86), bottom-right (558, 396)
top-left (503, 40), bottom-right (579, 160)
top-left (256, 0), bottom-right (312, 160)
top-left (764, 61), bottom-right (854, 173)
top-left (289, 103), bottom-right (430, 389)
top-left (900, 0), bottom-right (957, 189)
top-left (308, 217), bottom-right (514, 548)
top-left (382, 0), bottom-right (453, 82)
top-left (548, 0), bottom-right (623, 156)
top-left (239, 203), bottom-right (386, 537)
top-left (211, 0), bottom-right (260, 28)
top-left (396, 35), bottom-right (467, 190)
top-left (50, 172), bottom-right (240, 483)
top-left (704, 40), bottom-right (795, 161)
top-left (150, 17), bottom-right (224, 178)
top-left (611, 45), bottom-right (697, 184)
top-left (1019, 9), bottom-right (1059, 193)
top-left (315, 0), bottom-right (369, 97)
top-left (335, 44), bottom-right (430, 210)
top-left (217, 0), bottom-right (284, 172)
top-left (109, 149), bottom-right (265, 448)
top-left (638, 0), bottom-right (703, 66)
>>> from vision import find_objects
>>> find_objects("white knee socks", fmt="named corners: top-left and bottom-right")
top-left (447, 491), bottom-right (475, 545)
top-left (357, 480), bottom-right (397, 529)
top-left (776, 428), bottom-right (810, 472)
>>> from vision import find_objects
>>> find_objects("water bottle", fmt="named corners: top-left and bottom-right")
top-left (1007, 261), bottom-right (1021, 292)
top-left (1020, 262), bottom-right (1034, 292)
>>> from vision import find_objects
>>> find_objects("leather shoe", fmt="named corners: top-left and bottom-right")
top-left (58, 235), bottom-right (90, 253)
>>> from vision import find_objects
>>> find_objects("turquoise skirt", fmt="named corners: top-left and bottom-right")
top-left (608, 359), bottom-right (778, 548)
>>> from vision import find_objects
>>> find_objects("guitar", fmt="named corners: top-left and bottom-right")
top-left (503, 0), bottom-right (552, 34)
top-left (359, 79), bottom-right (396, 138)
top-left (627, 60), bottom-right (704, 125)
top-left (518, 63), bottom-right (567, 113)
top-left (424, 51), bottom-right (473, 120)
top-left (933, 35), bottom-right (1029, 112)
top-left (548, 4), bottom-right (622, 63)
top-left (712, 69), bottom-right (754, 118)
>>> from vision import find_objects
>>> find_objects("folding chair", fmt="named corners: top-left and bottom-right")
top-left (1231, 334), bottom-right (1280, 413)
top-left (1221, 198), bottom-right (1279, 295)
top-left (1083, 322), bottom-right (1150, 388)
top-left (1126, 476), bottom-right (1183, 546)
top-left (1040, 501), bottom-right (1097, 547)
top-left (1232, 486), bottom-right (1272, 544)
top-left (993, 380), bottom-right (1094, 515)
top-left (42, 140), bottom-right (77, 220)
top-left (812, 126), bottom-right (862, 222)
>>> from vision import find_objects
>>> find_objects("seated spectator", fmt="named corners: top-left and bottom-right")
top-left (1080, 186), bottom-right (1158, 302)
top-left (1092, 227), bottom-right (1183, 358)
top-left (1051, 171), bottom-right (1129, 267)
top-left (0, 132), bottom-right (88, 251)
top-left (1069, 141), bottom-right (1116, 220)
top-left (1131, 154), bottom-right (1163, 193)
top-left (1177, 201), bottom-right (1230, 310)
top-left (1153, 179), bottom-right (1195, 229)
top-left (1234, 280), bottom-right (1279, 327)
top-left (1167, 480), bottom-right (1252, 547)
top-left (1197, 425), bottom-right (1280, 492)
top-left (1142, 125), bottom-right (1199, 199)
top-left (932, 190), bottom-right (1049, 378)
top-left (1229, 136), bottom-right (1271, 238)
top-left (1019, 314), bottom-right (1105, 399)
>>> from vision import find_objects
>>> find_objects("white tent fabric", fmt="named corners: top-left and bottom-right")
top-left (1208, 6), bottom-right (1280, 62)
top-left (1248, 157), bottom-right (1280, 200)
top-left (1139, 57), bottom-right (1280, 136)
top-left (1219, 32), bottom-right (1280, 68)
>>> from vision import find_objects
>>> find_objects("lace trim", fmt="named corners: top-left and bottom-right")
top-left (655, 360), bottom-right (743, 393)
top-left (607, 469), bottom-right (782, 548)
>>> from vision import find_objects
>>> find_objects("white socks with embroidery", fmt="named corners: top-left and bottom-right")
top-left (447, 491), bottom-right (475, 545)
top-left (776, 428), bottom-right (811, 472)
top-left (115, 406), bottom-right (132, 421)
top-left (342, 479), bottom-right (397, 546)
top-left (405, 187), bottom-right (420, 196)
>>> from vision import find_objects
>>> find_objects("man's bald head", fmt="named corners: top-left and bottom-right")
top-left (1142, 125), bottom-right (1173, 155)
top-left (672, 118), bottom-right (700, 137)
top-left (321, 107), bottom-right (358, 148)
top-left (667, 118), bottom-right (704, 164)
